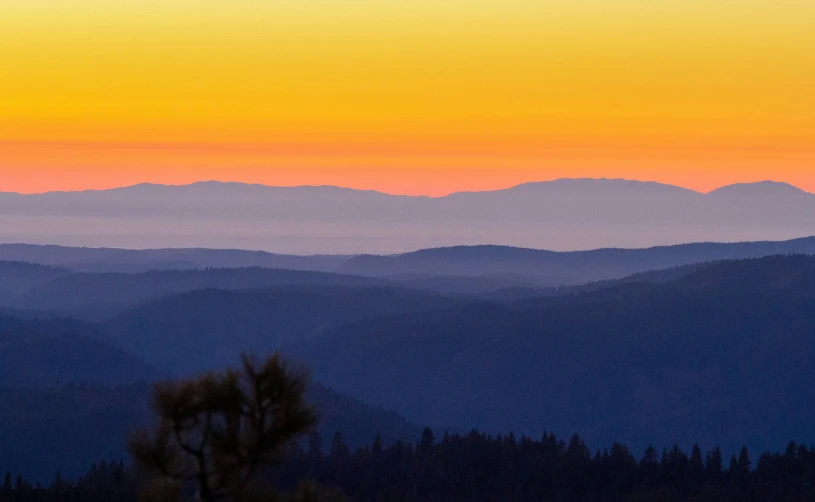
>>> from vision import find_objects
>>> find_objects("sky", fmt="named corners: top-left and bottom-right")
top-left (1, 0), bottom-right (814, 196)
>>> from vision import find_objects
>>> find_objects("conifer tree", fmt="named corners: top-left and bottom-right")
top-left (687, 444), bottom-right (704, 492)
top-left (370, 433), bottom-right (383, 459)
top-left (738, 446), bottom-right (752, 473)
top-left (705, 446), bottom-right (723, 480)
top-left (129, 353), bottom-right (317, 502)
top-left (728, 454), bottom-right (740, 476)
top-left (1, 473), bottom-right (11, 500)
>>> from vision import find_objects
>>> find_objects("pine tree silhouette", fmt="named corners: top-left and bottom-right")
top-left (128, 353), bottom-right (317, 502)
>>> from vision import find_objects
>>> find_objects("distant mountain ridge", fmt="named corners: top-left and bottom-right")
top-left (2, 178), bottom-right (814, 253)
top-left (5, 178), bottom-right (808, 198)
top-left (0, 243), bottom-right (347, 273)
top-left (4, 237), bottom-right (815, 301)
top-left (338, 238), bottom-right (815, 286)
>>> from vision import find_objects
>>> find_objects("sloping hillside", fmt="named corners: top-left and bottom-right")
top-left (0, 261), bottom-right (71, 294)
top-left (292, 255), bottom-right (815, 454)
top-left (0, 316), bottom-right (157, 387)
top-left (98, 285), bottom-right (459, 374)
top-left (13, 267), bottom-right (381, 315)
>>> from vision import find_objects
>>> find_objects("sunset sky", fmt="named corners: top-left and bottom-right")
top-left (2, 0), bottom-right (814, 195)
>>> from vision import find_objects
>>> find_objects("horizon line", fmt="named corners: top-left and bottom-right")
top-left (0, 177), bottom-right (811, 198)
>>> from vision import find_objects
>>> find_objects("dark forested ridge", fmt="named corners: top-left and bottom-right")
top-left (5, 430), bottom-right (815, 501)
top-left (98, 286), bottom-right (459, 375)
top-left (293, 255), bottom-right (815, 454)
top-left (0, 316), bottom-right (157, 387)
top-left (270, 430), bottom-right (815, 502)
top-left (5, 235), bottom-right (815, 290)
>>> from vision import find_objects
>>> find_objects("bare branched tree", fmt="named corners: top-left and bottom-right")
top-left (129, 353), bottom-right (318, 502)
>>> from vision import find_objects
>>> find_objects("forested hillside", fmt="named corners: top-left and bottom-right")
top-left (0, 316), bottom-right (157, 387)
top-left (98, 286), bottom-right (458, 374)
top-left (4, 251), bottom-right (815, 490)
top-left (293, 255), bottom-right (815, 454)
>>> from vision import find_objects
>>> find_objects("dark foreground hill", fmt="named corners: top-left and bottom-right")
top-left (0, 382), bottom-right (420, 480)
top-left (292, 254), bottom-right (815, 454)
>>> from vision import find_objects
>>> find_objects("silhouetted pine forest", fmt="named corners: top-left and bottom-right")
top-left (5, 430), bottom-right (815, 501)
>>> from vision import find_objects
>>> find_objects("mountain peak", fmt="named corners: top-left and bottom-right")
top-left (505, 178), bottom-right (701, 196)
top-left (707, 181), bottom-right (810, 197)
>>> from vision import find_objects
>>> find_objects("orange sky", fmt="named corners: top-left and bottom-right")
top-left (1, 0), bottom-right (814, 195)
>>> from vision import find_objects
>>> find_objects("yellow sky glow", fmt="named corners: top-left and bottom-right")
top-left (1, 0), bottom-right (814, 194)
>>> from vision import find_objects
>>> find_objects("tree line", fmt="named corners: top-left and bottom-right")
top-left (5, 430), bottom-right (815, 501)
top-left (3, 352), bottom-right (814, 501)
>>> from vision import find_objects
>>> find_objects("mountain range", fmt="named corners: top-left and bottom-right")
top-left (338, 238), bottom-right (815, 286)
top-left (7, 253), bottom-right (815, 458)
top-left (4, 237), bottom-right (815, 300)
top-left (2, 178), bottom-right (814, 253)
top-left (4, 249), bottom-right (815, 478)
